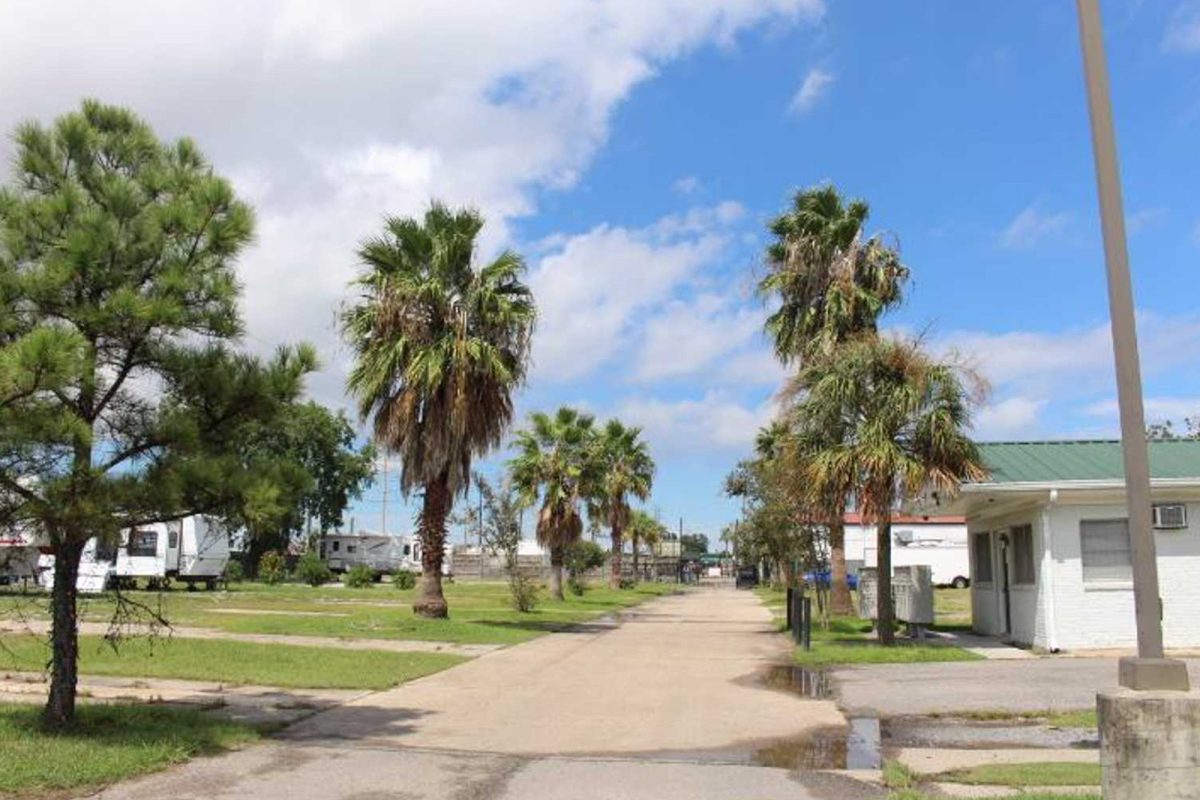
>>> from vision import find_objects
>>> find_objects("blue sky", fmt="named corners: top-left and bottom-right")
top-left (2, 1), bottom-right (1199, 545)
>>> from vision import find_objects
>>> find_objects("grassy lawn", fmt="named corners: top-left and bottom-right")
top-left (934, 588), bottom-right (971, 628)
top-left (940, 761), bottom-right (1101, 787)
top-left (793, 615), bottom-right (980, 667)
top-left (0, 703), bottom-right (259, 797)
top-left (941, 708), bottom-right (1098, 729)
top-left (0, 581), bottom-right (680, 646)
top-left (0, 634), bottom-right (465, 690)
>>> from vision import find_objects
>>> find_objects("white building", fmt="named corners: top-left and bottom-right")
top-left (927, 439), bottom-right (1200, 652)
top-left (845, 512), bottom-right (970, 588)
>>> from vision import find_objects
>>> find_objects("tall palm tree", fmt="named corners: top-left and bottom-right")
top-left (627, 509), bottom-right (665, 581)
top-left (789, 336), bottom-right (986, 644)
top-left (592, 420), bottom-right (655, 589)
top-left (509, 407), bottom-right (597, 601)
top-left (759, 185), bottom-right (909, 615)
top-left (342, 203), bottom-right (535, 618)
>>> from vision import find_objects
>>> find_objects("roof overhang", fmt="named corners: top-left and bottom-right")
top-left (915, 478), bottom-right (1200, 518)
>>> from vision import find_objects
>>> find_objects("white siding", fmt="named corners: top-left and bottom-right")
top-left (967, 510), bottom-right (1044, 646)
top-left (1044, 501), bottom-right (1200, 651)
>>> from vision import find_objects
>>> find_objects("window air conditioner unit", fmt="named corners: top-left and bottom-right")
top-left (1152, 503), bottom-right (1187, 530)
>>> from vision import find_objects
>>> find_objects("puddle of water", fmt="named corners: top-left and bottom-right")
top-left (759, 664), bottom-right (832, 699)
top-left (752, 717), bottom-right (882, 770)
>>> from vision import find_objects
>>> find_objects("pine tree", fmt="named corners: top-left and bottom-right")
top-left (0, 100), bottom-right (314, 726)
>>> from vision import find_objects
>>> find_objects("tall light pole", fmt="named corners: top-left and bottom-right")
top-left (1075, 0), bottom-right (1188, 691)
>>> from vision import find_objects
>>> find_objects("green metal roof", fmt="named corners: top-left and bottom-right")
top-left (976, 440), bottom-right (1200, 484)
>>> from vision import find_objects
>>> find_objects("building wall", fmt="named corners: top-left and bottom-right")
top-left (967, 508), bottom-right (1045, 646)
top-left (1044, 500), bottom-right (1200, 651)
top-left (847, 521), bottom-right (969, 585)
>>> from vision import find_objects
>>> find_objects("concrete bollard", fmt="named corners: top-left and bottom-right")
top-left (1099, 688), bottom-right (1200, 799)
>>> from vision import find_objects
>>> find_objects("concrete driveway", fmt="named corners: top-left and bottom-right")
top-left (94, 588), bottom-right (861, 800)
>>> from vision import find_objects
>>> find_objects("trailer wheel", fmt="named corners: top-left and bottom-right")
top-left (205, 578), bottom-right (216, 591)
top-left (951, 576), bottom-right (969, 589)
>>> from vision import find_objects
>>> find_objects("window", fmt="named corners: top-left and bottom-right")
top-left (168, 530), bottom-right (179, 549)
top-left (972, 532), bottom-right (993, 583)
top-left (332, 541), bottom-right (340, 552)
top-left (1011, 525), bottom-right (1036, 585)
top-left (1080, 519), bottom-right (1132, 584)
top-left (403, 544), bottom-right (412, 556)
top-left (127, 530), bottom-right (158, 558)
top-left (347, 545), bottom-right (357, 554)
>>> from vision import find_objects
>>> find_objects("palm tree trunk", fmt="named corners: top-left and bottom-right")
top-left (414, 470), bottom-right (450, 618)
top-left (549, 545), bottom-right (565, 601)
top-left (631, 533), bottom-right (640, 583)
top-left (876, 516), bottom-right (895, 645)
top-left (44, 536), bottom-right (84, 728)
top-left (828, 515), bottom-right (853, 616)
top-left (609, 512), bottom-right (623, 589)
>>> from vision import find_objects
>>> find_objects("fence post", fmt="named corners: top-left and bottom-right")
top-left (786, 586), bottom-right (795, 633)
top-left (801, 596), bottom-right (812, 651)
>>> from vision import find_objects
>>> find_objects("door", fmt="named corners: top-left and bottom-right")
top-left (999, 536), bottom-right (1012, 637)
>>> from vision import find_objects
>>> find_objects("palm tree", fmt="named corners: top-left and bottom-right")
top-left (509, 407), bottom-right (597, 601)
top-left (342, 203), bottom-right (535, 618)
top-left (628, 509), bottom-right (665, 581)
top-left (759, 185), bottom-right (909, 615)
top-left (592, 420), bottom-right (655, 589)
top-left (788, 336), bottom-right (986, 644)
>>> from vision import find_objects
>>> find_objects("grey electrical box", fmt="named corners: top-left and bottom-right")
top-left (893, 564), bottom-right (934, 625)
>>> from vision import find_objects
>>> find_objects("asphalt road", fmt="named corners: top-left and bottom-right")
top-left (94, 588), bottom-right (862, 800)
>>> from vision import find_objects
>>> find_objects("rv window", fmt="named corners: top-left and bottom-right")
top-left (95, 539), bottom-right (118, 564)
top-left (168, 530), bottom-right (179, 549)
top-left (347, 545), bottom-right (357, 554)
top-left (1011, 524), bottom-right (1035, 585)
top-left (972, 532), bottom-right (993, 583)
top-left (1080, 519), bottom-right (1132, 584)
top-left (403, 544), bottom-right (411, 556)
top-left (332, 541), bottom-right (340, 552)
top-left (128, 530), bottom-right (157, 558)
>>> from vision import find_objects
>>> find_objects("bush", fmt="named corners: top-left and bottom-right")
top-left (566, 576), bottom-right (585, 596)
top-left (222, 560), bottom-right (245, 584)
top-left (565, 540), bottom-right (606, 578)
top-left (618, 577), bottom-right (637, 590)
top-left (344, 564), bottom-right (376, 588)
top-left (257, 551), bottom-right (287, 585)
top-left (393, 570), bottom-right (417, 590)
top-left (508, 572), bottom-right (539, 612)
top-left (295, 552), bottom-right (332, 587)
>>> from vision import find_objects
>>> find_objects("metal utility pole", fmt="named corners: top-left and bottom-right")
top-left (381, 455), bottom-right (388, 536)
top-left (1075, 0), bottom-right (1188, 689)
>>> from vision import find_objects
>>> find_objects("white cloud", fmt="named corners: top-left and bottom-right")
top-left (0, 1), bottom-right (823, 411)
top-left (617, 391), bottom-right (778, 454)
top-left (788, 67), bottom-right (834, 116)
top-left (632, 294), bottom-right (766, 383)
top-left (1000, 204), bottom-right (1070, 249)
top-left (527, 207), bottom-right (738, 381)
top-left (673, 175), bottom-right (702, 194)
top-left (1163, 3), bottom-right (1200, 53)
top-left (973, 397), bottom-right (1045, 440)
top-left (1084, 396), bottom-right (1200, 425)
top-left (1126, 207), bottom-right (1167, 235)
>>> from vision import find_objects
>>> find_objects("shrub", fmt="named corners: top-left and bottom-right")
top-left (393, 570), bottom-right (417, 590)
top-left (508, 571), bottom-right (539, 612)
top-left (618, 577), bottom-right (637, 590)
top-left (295, 552), bottom-right (332, 587)
top-left (257, 551), bottom-right (287, 585)
top-left (222, 560), bottom-right (245, 584)
top-left (566, 576), bottom-right (585, 596)
top-left (344, 564), bottom-right (376, 588)
top-left (565, 540), bottom-right (606, 578)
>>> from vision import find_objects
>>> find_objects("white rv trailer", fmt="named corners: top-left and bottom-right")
top-left (0, 524), bottom-right (41, 585)
top-left (320, 531), bottom-right (451, 576)
top-left (110, 516), bottom-right (231, 590)
top-left (40, 516), bottom-right (231, 593)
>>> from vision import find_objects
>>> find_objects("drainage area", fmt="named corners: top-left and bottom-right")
top-left (753, 718), bottom-right (882, 770)
top-left (758, 664), bottom-right (832, 699)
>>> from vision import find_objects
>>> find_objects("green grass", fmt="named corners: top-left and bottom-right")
top-left (0, 703), bottom-right (260, 797)
top-left (790, 614), bottom-right (980, 666)
top-left (0, 634), bottom-right (465, 690)
top-left (0, 581), bottom-right (680, 646)
top-left (940, 762), bottom-right (1102, 787)
top-left (936, 708), bottom-right (1098, 729)
top-left (934, 588), bottom-right (971, 627)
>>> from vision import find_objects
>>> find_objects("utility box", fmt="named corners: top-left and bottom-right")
top-left (858, 567), bottom-right (878, 620)
top-left (893, 564), bottom-right (934, 625)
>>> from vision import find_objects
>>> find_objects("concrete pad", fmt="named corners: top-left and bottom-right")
top-left (928, 630), bottom-right (1036, 660)
top-left (284, 588), bottom-right (845, 755)
top-left (833, 657), bottom-right (1200, 716)
top-left (895, 747), bottom-right (1099, 775)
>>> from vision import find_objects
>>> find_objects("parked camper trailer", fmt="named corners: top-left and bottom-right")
top-left (41, 516), bottom-right (231, 593)
top-left (320, 532), bottom-right (416, 575)
top-left (0, 524), bottom-right (41, 586)
top-left (111, 516), bottom-right (231, 590)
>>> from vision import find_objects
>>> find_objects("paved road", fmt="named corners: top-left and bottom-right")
top-left (834, 657), bottom-right (1200, 716)
top-left (95, 588), bottom-right (862, 800)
